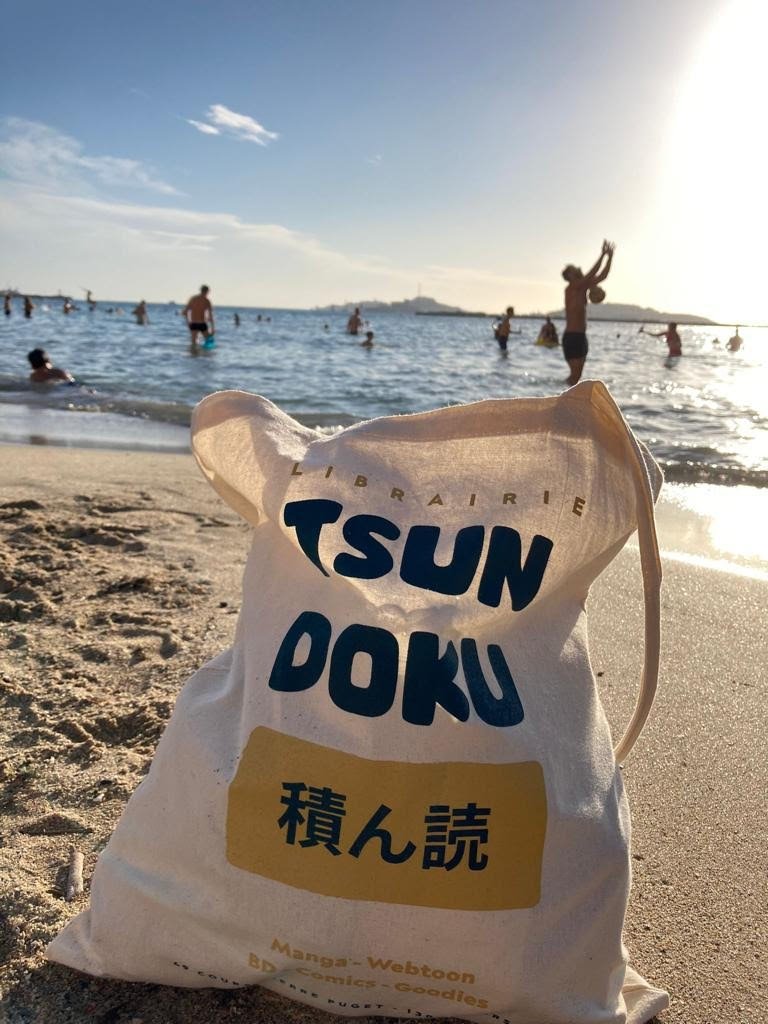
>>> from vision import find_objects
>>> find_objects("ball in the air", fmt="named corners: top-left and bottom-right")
top-left (589, 286), bottom-right (606, 304)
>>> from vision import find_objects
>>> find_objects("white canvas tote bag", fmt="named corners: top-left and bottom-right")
top-left (48, 380), bottom-right (669, 1023)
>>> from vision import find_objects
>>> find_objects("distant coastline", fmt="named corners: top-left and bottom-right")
top-left (312, 296), bottom-right (729, 326)
top-left (3, 289), bottom-right (749, 326)
top-left (543, 302), bottom-right (717, 326)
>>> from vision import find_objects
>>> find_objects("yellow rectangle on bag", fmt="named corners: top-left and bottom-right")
top-left (227, 727), bottom-right (546, 911)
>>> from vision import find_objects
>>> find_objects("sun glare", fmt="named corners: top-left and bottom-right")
top-left (659, 0), bottom-right (768, 322)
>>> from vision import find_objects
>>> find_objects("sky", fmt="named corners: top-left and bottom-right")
top-left (1, 0), bottom-right (765, 321)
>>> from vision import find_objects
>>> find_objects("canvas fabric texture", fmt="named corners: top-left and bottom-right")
top-left (48, 380), bottom-right (669, 1024)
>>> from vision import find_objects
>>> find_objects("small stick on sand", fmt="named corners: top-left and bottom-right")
top-left (66, 845), bottom-right (84, 901)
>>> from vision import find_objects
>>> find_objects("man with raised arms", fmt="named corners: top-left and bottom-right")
top-left (184, 285), bottom-right (215, 347)
top-left (561, 240), bottom-right (615, 385)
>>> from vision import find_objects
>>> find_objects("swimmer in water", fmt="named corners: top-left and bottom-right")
top-left (536, 316), bottom-right (559, 347)
top-left (726, 327), bottom-right (743, 352)
top-left (233, 312), bottom-right (241, 327)
top-left (28, 348), bottom-right (75, 383)
top-left (23, 296), bottom-right (34, 319)
top-left (640, 322), bottom-right (682, 357)
top-left (361, 330), bottom-right (374, 348)
top-left (4, 293), bottom-right (11, 316)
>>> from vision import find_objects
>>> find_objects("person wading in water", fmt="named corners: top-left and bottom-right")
top-left (561, 240), bottom-right (615, 385)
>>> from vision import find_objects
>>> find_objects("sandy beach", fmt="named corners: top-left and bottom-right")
top-left (1, 444), bottom-right (766, 1024)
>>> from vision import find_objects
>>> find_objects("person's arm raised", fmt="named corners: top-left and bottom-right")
top-left (584, 250), bottom-right (607, 284)
top-left (595, 241), bottom-right (615, 283)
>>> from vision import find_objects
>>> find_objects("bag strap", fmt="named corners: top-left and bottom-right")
top-left (592, 384), bottom-right (663, 763)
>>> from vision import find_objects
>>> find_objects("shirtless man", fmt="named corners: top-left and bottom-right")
top-left (494, 307), bottom-right (515, 351)
top-left (561, 240), bottom-right (615, 385)
top-left (346, 307), bottom-right (363, 335)
top-left (184, 285), bottom-right (215, 346)
top-left (726, 327), bottom-right (743, 352)
top-left (640, 323), bottom-right (682, 358)
top-left (132, 300), bottom-right (149, 326)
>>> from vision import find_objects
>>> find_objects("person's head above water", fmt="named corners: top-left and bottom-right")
top-left (562, 265), bottom-right (582, 283)
top-left (28, 348), bottom-right (49, 369)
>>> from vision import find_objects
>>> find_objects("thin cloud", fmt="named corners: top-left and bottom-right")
top-left (187, 104), bottom-right (279, 145)
top-left (187, 119), bottom-right (220, 136)
top-left (0, 117), bottom-right (179, 196)
top-left (366, 154), bottom-right (383, 165)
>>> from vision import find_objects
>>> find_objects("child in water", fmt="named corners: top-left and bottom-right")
top-left (361, 331), bottom-right (374, 348)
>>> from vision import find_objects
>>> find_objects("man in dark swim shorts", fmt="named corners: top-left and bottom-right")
top-left (562, 331), bottom-right (588, 362)
top-left (183, 285), bottom-right (215, 347)
top-left (561, 241), bottom-right (614, 385)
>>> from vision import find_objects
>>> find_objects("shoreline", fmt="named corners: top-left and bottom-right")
top-left (1, 440), bottom-right (766, 578)
top-left (0, 445), bottom-right (766, 1024)
top-left (2, 399), bottom-right (766, 491)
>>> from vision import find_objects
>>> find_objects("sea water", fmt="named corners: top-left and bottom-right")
top-left (0, 303), bottom-right (765, 487)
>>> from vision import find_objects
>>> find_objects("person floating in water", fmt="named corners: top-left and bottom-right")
top-left (640, 322), bottom-right (682, 358)
top-left (28, 348), bottom-right (75, 383)
top-left (233, 312), bottom-right (241, 327)
top-left (132, 300), bottom-right (149, 325)
top-left (536, 316), bottom-right (559, 348)
top-left (493, 307), bottom-right (516, 351)
top-left (183, 285), bottom-right (215, 346)
top-left (346, 306), bottom-right (363, 335)
top-left (63, 298), bottom-right (74, 314)
top-left (726, 327), bottom-right (743, 351)
top-left (561, 239), bottom-right (615, 385)
top-left (23, 296), bottom-right (34, 319)
top-left (361, 330), bottom-right (375, 348)
top-left (4, 293), bottom-right (11, 317)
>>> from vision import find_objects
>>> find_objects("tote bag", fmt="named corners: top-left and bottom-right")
top-left (48, 380), bottom-right (669, 1024)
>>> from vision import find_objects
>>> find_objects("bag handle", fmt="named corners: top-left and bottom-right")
top-left (592, 384), bottom-right (663, 763)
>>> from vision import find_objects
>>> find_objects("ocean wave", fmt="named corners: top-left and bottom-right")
top-left (659, 460), bottom-right (768, 488)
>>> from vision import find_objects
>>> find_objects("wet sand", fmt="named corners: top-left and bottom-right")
top-left (0, 445), bottom-right (765, 1023)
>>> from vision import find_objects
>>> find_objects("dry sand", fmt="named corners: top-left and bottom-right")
top-left (0, 445), bottom-right (765, 1024)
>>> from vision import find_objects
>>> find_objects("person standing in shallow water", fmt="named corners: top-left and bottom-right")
top-left (184, 285), bottom-right (215, 347)
top-left (561, 240), bottom-right (615, 385)
top-left (727, 327), bottom-right (743, 352)
top-left (494, 307), bottom-right (516, 351)
top-left (346, 307), bottom-right (363, 335)
top-left (640, 323), bottom-right (682, 358)
top-left (132, 300), bottom-right (149, 325)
